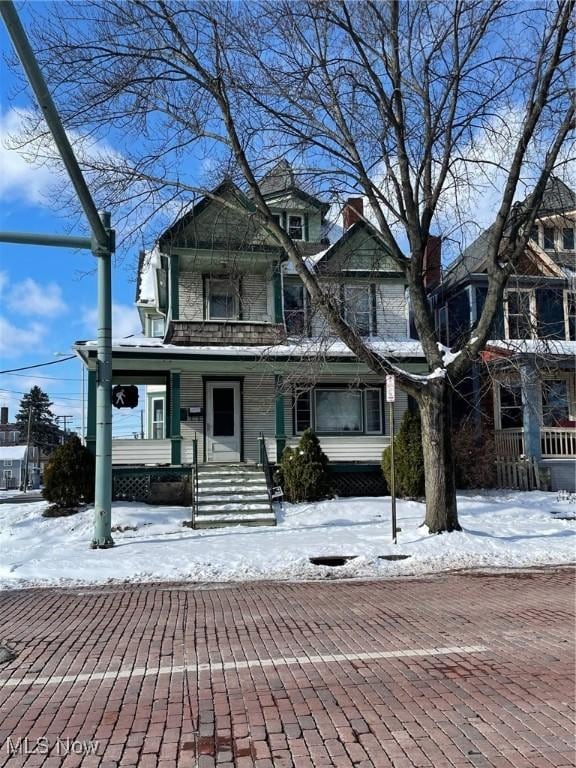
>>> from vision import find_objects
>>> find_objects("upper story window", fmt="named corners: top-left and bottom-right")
top-left (271, 213), bottom-right (283, 229)
top-left (543, 226), bottom-right (555, 250)
top-left (208, 278), bottom-right (239, 320)
top-left (284, 283), bottom-right (308, 336)
top-left (504, 290), bottom-right (535, 339)
top-left (3, 459), bottom-right (12, 467)
top-left (562, 228), bottom-right (574, 250)
top-left (343, 285), bottom-right (372, 336)
top-left (530, 226), bottom-right (539, 244)
top-left (149, 317), bottom-right (165, 338)
top-left (566, 291), bottom-right (576, 341)
top-left (288, 215), bottom-right (304, 240)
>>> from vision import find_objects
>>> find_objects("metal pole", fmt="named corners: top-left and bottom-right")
top-left (22, 406), bottom-right (32, 493)
top-left (92, 211), bottom-right (114, 548)
top-left (81, 364), bottom-right (86, 445)
top-left (389, 402), bottom-right (397, 544)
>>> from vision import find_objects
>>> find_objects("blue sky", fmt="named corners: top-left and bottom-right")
top-left (0, 15), bottom-right (142, 437)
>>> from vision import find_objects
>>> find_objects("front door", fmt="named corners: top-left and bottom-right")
top-left (206, 382), bottom-right (241, 462)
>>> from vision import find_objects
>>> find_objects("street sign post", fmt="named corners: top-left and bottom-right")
top-left (386, 375), bottom-right (397, 544)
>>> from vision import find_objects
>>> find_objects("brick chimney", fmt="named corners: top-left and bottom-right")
top-left (343, 198), bottom-right (364, 230)
top-left (0, 407), bottom-right (8, 425)
top-left (423, 235), bottom-right (441, 290)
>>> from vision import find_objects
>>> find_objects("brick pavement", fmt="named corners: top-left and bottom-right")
top-left (0, 567), bottom-right (574, 767)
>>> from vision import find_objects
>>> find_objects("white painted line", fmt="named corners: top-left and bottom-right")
top-left (0, 645), bottom-right (488, 689)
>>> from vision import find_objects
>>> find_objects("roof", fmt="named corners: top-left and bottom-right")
top-left (136, 247), bottom-right (161, 304)
top-left (0, 445), bottom-right (26, 460)
top-left (441, 177), bottom-right (576, 291)
top-left (258, 160), bottom-right (329, 213)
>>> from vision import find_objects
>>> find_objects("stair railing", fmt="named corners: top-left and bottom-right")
top-left (259, 432), bottom-right (283, 504)
top-left (191, 433), bottom-right (198, 527)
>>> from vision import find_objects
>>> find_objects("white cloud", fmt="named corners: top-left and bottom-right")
top-left (6, 278), bottom-right (67, 317)
top-left (0, 316), bottom-right (47, 358)
top-left (0, 109), bottom-right (55, 206)
top-left (83, 302), bottom-right (142, 339)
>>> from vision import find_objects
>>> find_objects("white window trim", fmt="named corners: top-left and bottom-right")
top-left (283, 282), bottom-right (309, 336)
top-left (149, 396), bottom-right (166, 440)
top-left (364, 388), bottom-right (383, 434)
top-left (343, 284), bottom-right (373, 337)
top-left (564, 289), bottom-right (576, 341)
top-left (287, 214), bottom-right (305, 241)
top-left (4, 459), bottom-right (12, 467)
top-left (3, 470), bottom-right (12, 479)
top-left (503, 288), bottom-right (537, 340)
top-left (294, 386), bottom-right (384, 435)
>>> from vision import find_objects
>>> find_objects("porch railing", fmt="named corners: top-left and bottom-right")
top-left (258, 432), bottom-right (278, 504)
top-left (493, 429), bottom-right (525, 458)
top-left (541, 427), bottom-right (576, 458)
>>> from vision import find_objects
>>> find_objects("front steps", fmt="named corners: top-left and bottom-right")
top-left (193, 464), bottom-right (276, 529)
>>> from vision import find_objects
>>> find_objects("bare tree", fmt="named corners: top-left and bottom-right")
top-left (9, 0), bottom-right (574, 531)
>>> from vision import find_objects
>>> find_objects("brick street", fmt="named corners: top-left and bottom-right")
top-left (0, 567), bottom-right (574, 768)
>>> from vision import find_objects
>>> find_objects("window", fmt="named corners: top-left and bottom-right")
top-left (499, 384), bottom-right (523, 429)
top-left (344, 285), bottom-right (371, 336)
top-left (151, 398), bottom-right (165, 439)
top-left (316, 389), bottom-right (363, 433)
top-left (566, 291), bottom-right (576, 341)
top-left (562, 228), bottom-right (574, 251)
top-left (530, 226), bottom-right (539, 244)
top-left (437, 306), bottom-right (449, 346)
top-left (541, 380), bottom-right (570, 427)
top-left (0, 433), bottom-right (4, 443)
top-left (543, 227), bottom-right (555, 250)
top-left (271, 213), bottom-right (283, 229)
top-left (294, 389), bottom-right (311, 433)
top-left (3, 470), bottom-right (12, 480)
top-left (284, 283), bottom-right (307, 335)
top-left (288, 215), bottom-right (303, 240)
top-left (150, 317), bottom-right (165, 338)
top-left (505, 290), bottom-right (533, 339)
top-left (365, 389), bottom-right (383, 433)
top-left (3, 459), bottom-right (12, 467)
top-left (208, 279), bottom-right (238, 320)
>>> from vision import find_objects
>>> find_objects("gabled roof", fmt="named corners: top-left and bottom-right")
top-left (258, 160), bottom-right (329, 214)
top-left (440, 177), bottom-right (575, 291)
top-left (0, 445), bottom-right (26, 461)
top-left (314, 219), bottom-right (397, 272)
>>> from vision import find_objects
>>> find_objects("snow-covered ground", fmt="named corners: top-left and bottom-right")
top-left (0, 492), bottom-right (574, 589)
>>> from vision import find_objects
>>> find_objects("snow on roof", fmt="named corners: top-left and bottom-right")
top-left (137, 247), bottom-right (161, 304)
top-left (0, 446), bottom-right (27, 460)
top-left (485, 339), bottom-right (576, 356)
top-left (75, 335), bottom-right (425, 359)
top-left (282, 248), bottom-right (329, 275)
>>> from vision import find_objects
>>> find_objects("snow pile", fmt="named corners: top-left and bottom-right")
top-left (0, 491), bottom-right (574, 589)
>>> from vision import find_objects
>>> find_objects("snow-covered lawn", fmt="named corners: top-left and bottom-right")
top-left (0, 491), bottom-right (574, 589)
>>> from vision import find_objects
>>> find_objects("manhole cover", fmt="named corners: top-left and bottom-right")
top-left (378, 554), bottom-right (411, 561)
top-left (309, 556), bottom-right (358, 567)
top-left (0, 644), bottom-right (16, 665)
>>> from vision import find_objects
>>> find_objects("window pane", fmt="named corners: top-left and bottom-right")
top-left (295, 390), bottom-right (311, 432)
top-left (563, 228), bottom-right (574, 250)
top-left (315, 390), bottom-right (362, 432)
top-left (209, 280), bottom-right (237, 319)
top-left (365, 389), bottom-right (382, 433)
top-left (507, 291), bottom-right (532, 339)
top-left (212, 388), bottom-right (235, 436)
top-left (543, 227), bottom-right (555, 250)
top-left (542, 380), bottom-right (569, 427)
top-left (530, 226), bottom-right (539, 244)
top-left (344, 286), bottom-right (371, 336)
top-left (284, 284), bottom-right (306, 335)
top-left (151, 318), bottom-right (165, 337)
top-left (568, 291), bottom-right (576, 341)
top-left (288, 215), bottom-right (303, 240)
top-left (500, 384), bottom-right (523, 429)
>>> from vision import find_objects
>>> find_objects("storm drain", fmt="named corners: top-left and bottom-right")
top-left (309, 556), bottom-right (358, 567)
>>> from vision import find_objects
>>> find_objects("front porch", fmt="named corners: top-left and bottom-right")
top-left (494, 427), bottom-right (576, 459)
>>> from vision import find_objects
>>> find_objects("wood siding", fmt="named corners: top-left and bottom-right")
top-left (179, 271), bottom-right (271, 322)
top-left (112, 439), bottom-right (171, 465)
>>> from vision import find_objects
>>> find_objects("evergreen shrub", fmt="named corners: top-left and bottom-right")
top-left (381, 409), bottom-right (425, 499)
top-left (42, 435), bottom-right (95, 515)
top-left (279, 428), bottom-right (330, 503)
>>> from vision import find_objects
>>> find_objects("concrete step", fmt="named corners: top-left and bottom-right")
top-left (194, 513), bottom-right (277, 529)
top-left (198, 492), bottom-right (270, 503)
top-left (197, 501), bottom-right (272, 514)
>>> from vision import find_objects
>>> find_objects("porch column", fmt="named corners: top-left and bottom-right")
top-left (275, 374), bottom-right (286, 461)
top-left (520, 362), bottom-right (541, 459)
top-left (273, 263), bottom-right (283, 323)
top-left (170, 370), bottom-right (182, 465)
top-left (86, 368), bottom-right (97, 456)
top-left (169, 253), bottom-right (179, 320)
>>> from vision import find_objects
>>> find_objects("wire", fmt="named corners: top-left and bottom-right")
top-left (0, 356), bottom-right (76, 375)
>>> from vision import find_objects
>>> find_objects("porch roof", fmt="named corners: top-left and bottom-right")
top-left (73, 335), bottom-right (426, 363)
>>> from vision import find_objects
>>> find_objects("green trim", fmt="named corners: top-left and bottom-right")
top-left (170, 371), bottom-right (181, 464)
top-left (170, 253), bottom-right (180, 320)
top-left (273, 263), bottom-right (283, 322)
top-left (275, 374), bottom-right (286, 460)
top-left (86, 368), bottom-right (97, 455)
top-left (113, 466), bottom-right (192, 477)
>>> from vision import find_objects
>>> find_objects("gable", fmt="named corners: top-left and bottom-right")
top-left (317, 222), bottom-right (399, 275)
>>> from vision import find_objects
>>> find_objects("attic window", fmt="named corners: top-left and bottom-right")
top-left (288, 215), bottom-right (304, 240)
top-left (208, 279), bottom-right (239, 320)
top-left (543, 227), bottom-right (555, 250)
top-left (562, 228), bottom-right (574, 250)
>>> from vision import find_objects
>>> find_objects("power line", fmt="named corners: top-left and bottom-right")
top-left (1, 373), bottom-right (82, 381)
top-left (0, 356), bottom-right (76, 375)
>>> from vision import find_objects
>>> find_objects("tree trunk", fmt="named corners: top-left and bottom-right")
top-left (418, 379), bottom-right (461, 533)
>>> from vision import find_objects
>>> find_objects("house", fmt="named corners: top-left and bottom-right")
top-left (431, 177), bottom-right (576, 491)
top-left (74, 162), bottom-right (427, 526)
top-left (0, 445), bottom-right (39, 491)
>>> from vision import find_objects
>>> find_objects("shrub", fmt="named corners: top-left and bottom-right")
top-left (42, 435), bottom-right (95, 514)
top-left (381, 409), bottom-right (425, 499)
top-left (452, 420), bottom-right (497, 489)
top-left (279, 428), bottom-right (330, 503)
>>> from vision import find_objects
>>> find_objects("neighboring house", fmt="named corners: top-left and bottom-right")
top-left (0, 445), bottom-right (39, 490)
top-left (0, 407), bottom-right (42, 486)
top-left (74, 162), bottom-right (427, 526)
top-left (431, 177), bottom-right (576, 491)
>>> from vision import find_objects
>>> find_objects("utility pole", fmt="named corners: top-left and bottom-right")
top-left (0, 1), bottom-right (114, 547)
top-left (140, 410), bottom-right (144, 440)
top-left (56, 415), bottom-right (74, 442)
